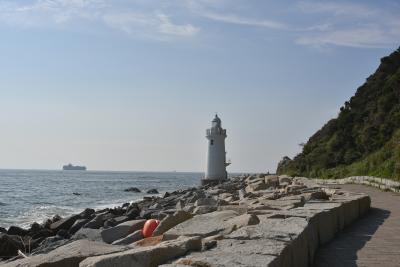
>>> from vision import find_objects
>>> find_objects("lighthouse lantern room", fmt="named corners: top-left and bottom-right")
top-left (202, 114), bottom-right (230, 185)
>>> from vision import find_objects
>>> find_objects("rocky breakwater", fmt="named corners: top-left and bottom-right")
top-left (0, 174), bottom-right (370, 267)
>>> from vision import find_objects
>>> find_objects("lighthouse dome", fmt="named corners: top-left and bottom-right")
top-left (212, 114), bottom-right (221, 127)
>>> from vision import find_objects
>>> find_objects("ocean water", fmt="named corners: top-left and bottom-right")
top-left (0, 169), bottom-right (203, 229)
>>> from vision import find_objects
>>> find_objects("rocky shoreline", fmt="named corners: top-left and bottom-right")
top-left (0, 174), bottom-right (370, 267)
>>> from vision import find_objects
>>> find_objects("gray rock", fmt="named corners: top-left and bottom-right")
top-left (175, 200), bottom-right (185, 210)
top-left (245, 181), bottom-right (268, 193)
top-left (69, 219), bottom-right (90, 235)
top-left (206, 189), bottom-right (224, 195)
top-left (174, 238), bottom-right (284, 267)
top-left (265, 175), bottom-right (279, 187)
top-left (285, 185), bottom-right (306, 194)
top-left (72, 228), bottom-right (103, 242)
top-left (34, 237), bottom-right (70, 255)
top-left (79, 236), bottom-right (202, 267)
top-left (227, 213), bottom-right (260, 228)
top-left (113, 216), bottom-right (130, 225)
top-left (111, 230), bottom-right (143, 245)
top-left (100, 219), bottom-right (146, 244)
top-left (124, 187), bottom-right (141, 193)
top-left (217, 205), bottom-right (248, 215)
top-left (279, 175), bottom-right (293, 184)
top-left (0, 233), bottom-right (25, 259)
top-left (182, 205), bottom-right (195, 213)
top-left (227, 215), bottom-right (308, 241)
top-left (3, 240), bottom-right (127, 267)
top-left (149, 203), bottom-right (163, 209)
top-left (166, 210), bottom-right (258, 238)
top-left (238, 189), bottom-right (246, 200)
top-left (83, 213), bottom-right (108, 229)
top-left (146, 189), bottom-right (159, 194)
top-left (153, 210), bottom-right (193, 236)
top-left (103, 218), bottom-right (116, 228)
top-left (203, 239), bottom-right (217, 250)
top-left (79, 209), bottom-right (95, 220)
top-left (194, 197), bottom-right (217, 207)
top-left (29, 222), bottom-right (42, 234)
top-left (139, 209), bottom-right (159, 219)
top-left (192, 205), bottom-right (217, 215)
top-left (57, 229), bottom-right (71, 239)
top-left (125, 206), bottom-right (140, 219)
top-left (304, 190), bottom-right (330, 201)
top-left (7, 226), bottom-right (28, 236)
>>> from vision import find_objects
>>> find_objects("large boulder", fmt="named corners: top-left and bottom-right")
top-left (83, 213), bottom-right (111, 229)
top-left (2, 240), bottom-right (127, 267)
top-left (124, 187), bottom-right (141, 193)
top-left (152, 210), bottom-right (193, 236)
top-left (72, 228), bottom-right (103, 242)
top-left (173, 238), bottom-right (285, 267)
top-left (33, 236), bottom-right (70, 255)
top-left (100, 219), bottom-right (146, 244)
top-left (194, 198), bottom-right (217, 207)
top-left (178, 216), bottom-right (311, 267)
top-left (245, 181), bottom-right (268, 193)
top-left (166, 211), bottom-right (259, 237)
top-left (79, 236), bottom-right (202, 267)
top-left (146, 189), bottom-right (159, 194)
top-left (125, 204), bottom-right (140, 219)
top-left (279, 175), bottom-right (293, 185)
top-left (113, 216), bottom-right (130, 225)
top-left (265, 175), bottom-right (279, 187)
top-left (111, 230), bottom-right (143, 245)
top-left (69, 219), bottom-right (91, 235)
top-left (50, 215), bottom-right (79, 232)
top-left (0, 233), bottom-right (25, 259)
top-left (78, 209), bottom-right (95, 220)
top-left (192, 206), bottom-right (217, 215)
top-left (7, 226), bottom-right (29, 236)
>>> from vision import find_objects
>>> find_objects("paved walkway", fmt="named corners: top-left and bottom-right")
top-left (313, 184), bottom-right (400, 267)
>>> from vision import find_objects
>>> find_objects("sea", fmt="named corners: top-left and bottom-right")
top-left (0, 169), bottom-right (204, 229)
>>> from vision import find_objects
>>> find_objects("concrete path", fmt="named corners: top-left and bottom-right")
top-left (313, 184), bottom-right (400, 267)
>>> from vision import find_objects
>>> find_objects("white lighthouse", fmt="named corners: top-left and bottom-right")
top-left (203, 114), bottom-right (230, 185)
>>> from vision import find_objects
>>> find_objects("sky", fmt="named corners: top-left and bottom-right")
top-left (0, 0), bottom-right (399, 173)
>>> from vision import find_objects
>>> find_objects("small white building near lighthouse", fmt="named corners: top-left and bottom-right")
top-left (203, 114), bottom-right (230, 185)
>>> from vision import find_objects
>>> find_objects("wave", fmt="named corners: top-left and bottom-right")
top-left (0, 202), bottom-right (7, 206)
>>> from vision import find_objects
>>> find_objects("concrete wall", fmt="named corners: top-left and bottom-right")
top-left (314, 176), bottom-right (400, 193)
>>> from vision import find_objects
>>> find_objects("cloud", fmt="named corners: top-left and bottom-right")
top-left (298, 1), bottom-right (376, 17)
top-left (296, 27), bottom-right (397, 48)
top-left (295, 1), bottom-right (400, 49)
top-left (0, 0), bottom-right (398, 48)
top-left (0, 0), bottom-right (103, 26)
top-left (103, 12), bottom-right (199, 38)
top-left (201, 12), bottom-right (287, 30)
top-left (0, 0), bottom-right (199, 39)
top-left (157, 14), bottom-right (199, 36)
top-left (184, 0), bottom-right (287, 30)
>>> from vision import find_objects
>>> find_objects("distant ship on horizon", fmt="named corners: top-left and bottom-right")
top-left (62, 164), bottom-right (87, 171)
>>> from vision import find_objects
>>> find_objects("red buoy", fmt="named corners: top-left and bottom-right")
top-left (142, 219), bottom-right (160, 238)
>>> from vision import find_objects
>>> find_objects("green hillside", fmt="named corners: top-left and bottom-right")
top-left (277, 47), bottom-right (400, 180)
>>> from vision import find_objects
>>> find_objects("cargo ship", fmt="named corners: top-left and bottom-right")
top-left (62, 164), bottom-right (87, 171)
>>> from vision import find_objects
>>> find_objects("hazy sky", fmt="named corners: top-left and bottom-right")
top-left (0, 0), bottom-right (399, 172)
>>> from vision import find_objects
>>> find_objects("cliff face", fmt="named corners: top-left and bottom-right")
top-left (278, 47), bottom-right (400, 180)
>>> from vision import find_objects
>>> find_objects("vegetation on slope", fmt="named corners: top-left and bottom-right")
top-left (277, 47), bottom-right (400, 180)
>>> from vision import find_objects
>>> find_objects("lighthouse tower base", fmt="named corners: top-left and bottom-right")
top-left (201, 178), bottom-right (227, 186)
top-left (201, 173), bottom-right (228, 186)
